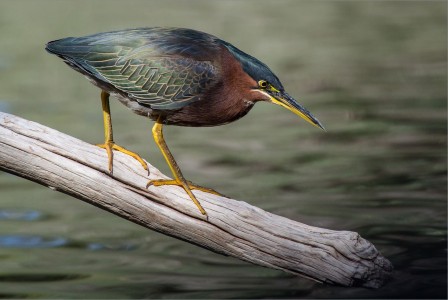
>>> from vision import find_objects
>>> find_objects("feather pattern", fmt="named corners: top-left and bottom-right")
top-left (46, 28), bottom-right (221, 110)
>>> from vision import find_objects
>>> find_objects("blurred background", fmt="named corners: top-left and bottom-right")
top-left (0, 0), bottom-right (446, 298)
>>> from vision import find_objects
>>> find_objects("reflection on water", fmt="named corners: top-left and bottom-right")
top-left (0, 0), bottom-right (447, 299)
top-left (0, 210), bottom-right (42, 221)
top-left (0, 231), bottom-right (138, 252)
top-left (0, 235), bottom-right (67, 248)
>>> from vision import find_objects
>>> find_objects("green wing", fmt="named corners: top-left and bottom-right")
top-left (84, 50), bottom-right (218, 110)
top-left (46, 28), bottom-right (220, 110)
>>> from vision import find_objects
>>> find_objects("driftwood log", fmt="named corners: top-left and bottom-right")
top-left (0, 112), bottom-right (393, 288)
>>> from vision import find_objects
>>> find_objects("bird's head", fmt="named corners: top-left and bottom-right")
top-left (222, 41), bottom-right (324, 130)
top-left (254, 79), bottom-right (325, 130)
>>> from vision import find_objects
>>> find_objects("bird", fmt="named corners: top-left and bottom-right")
top-left (45, 27), bottom-right (324, 216)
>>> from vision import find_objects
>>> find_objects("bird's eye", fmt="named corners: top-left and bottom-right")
top-left (258, 80), bottom-right (268, 88)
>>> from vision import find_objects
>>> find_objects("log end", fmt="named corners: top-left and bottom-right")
top-left (347, 232), bottom-right (394, 288)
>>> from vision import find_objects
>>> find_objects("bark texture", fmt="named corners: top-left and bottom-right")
top-left (0, 112), bottom-right (393, 288)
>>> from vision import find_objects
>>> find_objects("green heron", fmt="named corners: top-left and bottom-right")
top-left (46, 27), bottom-right (324, 216)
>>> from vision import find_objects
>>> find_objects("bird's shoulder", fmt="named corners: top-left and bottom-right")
top-left (47, 27), bottom-right (222, 64)
top-left (46, 28), bottom-right (224, 110)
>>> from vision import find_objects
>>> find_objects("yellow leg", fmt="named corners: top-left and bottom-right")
top-left (147, 116), bottom-right (207, 215)
top-left (147, 179), bottom-right (223, 196)
top-left (97, 90), bottom-right (148, 174)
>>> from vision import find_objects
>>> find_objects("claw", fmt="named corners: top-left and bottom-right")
top-left (97, 142), bottom-right (148, 175)
top-left (147, 179), bottom-right (225, 196)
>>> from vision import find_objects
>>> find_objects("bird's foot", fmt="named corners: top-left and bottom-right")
top-left (96, 142), bottom-right (148, 175)
top-left (146, 179), bottom-right (224, 197)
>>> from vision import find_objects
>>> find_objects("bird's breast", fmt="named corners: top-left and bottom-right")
top-left (161, 94), bottom-right (255, 127)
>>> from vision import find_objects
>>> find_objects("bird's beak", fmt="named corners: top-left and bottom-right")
top-left (267, 89), bottom-right (325, 130)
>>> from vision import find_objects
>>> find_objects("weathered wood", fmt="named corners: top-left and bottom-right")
top-left (0, 112), bottom-right (392, 288)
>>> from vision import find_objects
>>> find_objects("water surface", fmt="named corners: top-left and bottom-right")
top-left (0, 1), bottom-right (446, 298)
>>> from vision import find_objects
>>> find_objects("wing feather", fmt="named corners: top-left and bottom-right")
top-left (46, 28), bottom-right (221, 110)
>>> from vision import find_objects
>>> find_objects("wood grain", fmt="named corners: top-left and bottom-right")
top-left (0, 112), bottom-right (393, 288)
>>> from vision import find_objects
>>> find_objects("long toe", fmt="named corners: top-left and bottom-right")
top-left (147, 179), bottom-right (223, 196)
top-left (97, 142), bottom-right (114, 174)
top-left (96, 142), bottom-right (148, 175)
top-left (146, 179), bottom-right (208, 215)
top-left (111, 144), bottom-right (149, 175)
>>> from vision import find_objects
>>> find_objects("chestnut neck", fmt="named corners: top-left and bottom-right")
top-left (165, 45), bottom-right (268, 127)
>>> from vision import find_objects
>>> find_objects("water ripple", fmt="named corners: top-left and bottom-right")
top-left (87, 242), bottom-right (138, 251)
top-left (0, 101), bottom-right (11, 113)
top-left (0, 235), bottom-right (67, 248)
top-left (0, 292), bottom-right (33, 299)
top-left (0, 273), bottom-right (88, 282)
top-left (0, 209), bottom-right (43, 221)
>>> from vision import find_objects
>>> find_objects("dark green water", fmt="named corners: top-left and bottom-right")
top-left (0, 1), bottom-right (446, 298)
